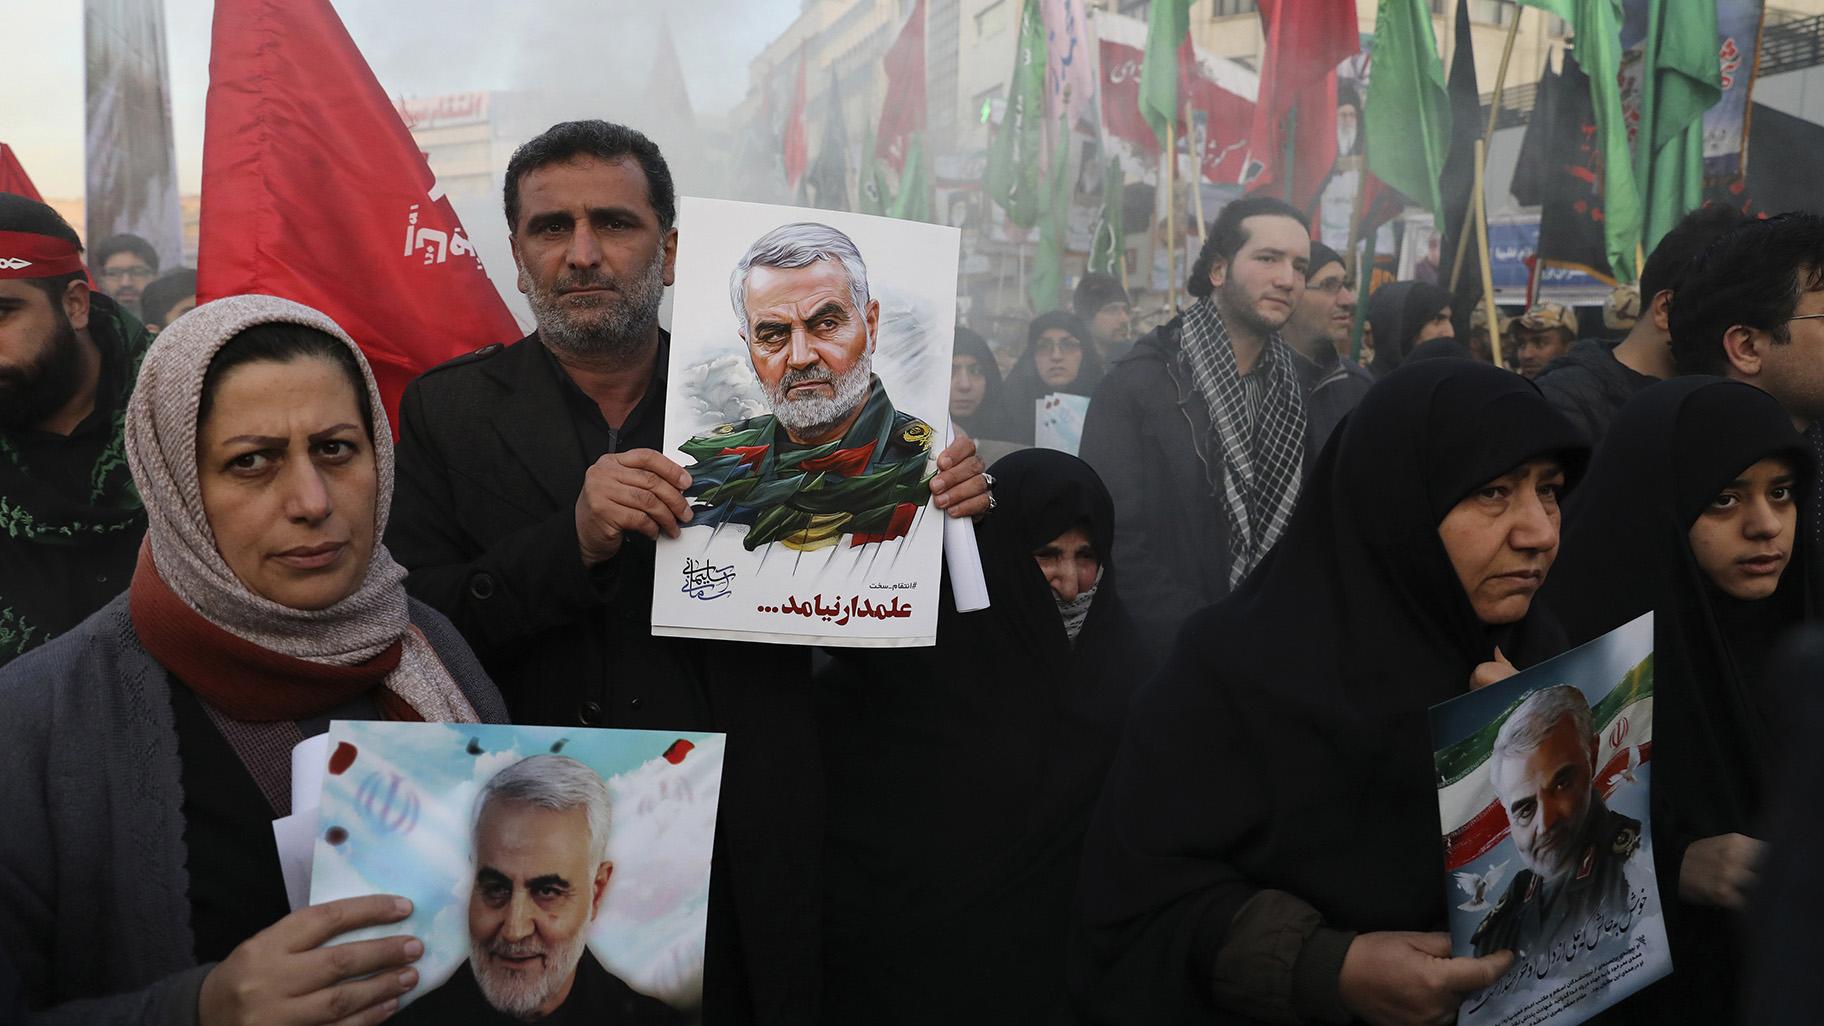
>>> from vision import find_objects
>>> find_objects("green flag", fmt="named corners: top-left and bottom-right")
top-left (1363, 0), bottom-right (1452, 224)
top-left (1635, 0), bottom-right (1723, 252)
top-left (1137, 0), bottom-right (1193, 146)
top-left (985, 0), bottom-right (1047, 227)
top-left (1088, 157), bottom-right (1126, 277)
top-left (888, 133), bottom-right (934, 223)
top-left (1518, 0), bottom-right (1642, 281)
top-left (1030, 119), bottom-right (1071, 313)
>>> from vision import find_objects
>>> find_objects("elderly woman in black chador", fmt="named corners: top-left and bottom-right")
top-left (1073, 359), bottom-right (1587, 1024)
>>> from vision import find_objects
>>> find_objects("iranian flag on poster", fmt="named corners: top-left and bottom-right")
top-left (1427, 613), bottom-right (1670, 1026)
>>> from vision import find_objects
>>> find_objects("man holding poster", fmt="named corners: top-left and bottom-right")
top-left (680, 222), bottom-right (935, 552)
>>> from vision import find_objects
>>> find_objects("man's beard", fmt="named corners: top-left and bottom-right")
top-left (526, 245), bottom-right (666, 364)
top-left (1216, 274), bottom-right (1284, 340)
top-left (0, 307), bottom-right (85, 432)
top-left (763, 348), bottom-right (873, 438)
top-left (470, 928), bottom-right (592, 1019)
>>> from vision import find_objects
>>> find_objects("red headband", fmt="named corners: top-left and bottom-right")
top-left (0, 229), bottom-right (87, 280)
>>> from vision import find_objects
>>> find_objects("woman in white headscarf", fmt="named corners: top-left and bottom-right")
top-left (0, 295), bottom-right (507, 1025)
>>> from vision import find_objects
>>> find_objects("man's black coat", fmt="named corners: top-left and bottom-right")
top-left (386, 332), bottom-right (819, 1026)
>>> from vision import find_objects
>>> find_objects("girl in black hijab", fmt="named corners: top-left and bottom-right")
top-left (1540, 377), bottom-right (1812, 1024)
top-left (1072, 359), bottom-right (1586, 1025)
top-left (820, 449), bottom-right (1149, 1024)
top-left (950, 325), bottom-right (1013, 442)
top-left (1001, 310), bottom-right (1107, 445)
top-left (1367, 280), bottom-right (1455, 377)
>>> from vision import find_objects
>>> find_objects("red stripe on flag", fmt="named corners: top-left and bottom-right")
top-left (1442, 740), bottom-right (1654, 870)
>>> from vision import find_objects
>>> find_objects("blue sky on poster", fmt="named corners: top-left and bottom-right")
top-left (5, 0), bottom-right (799, 197)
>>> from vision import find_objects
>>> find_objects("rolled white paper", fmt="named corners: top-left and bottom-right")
top-left (943, 423), bottom-right (990, 613)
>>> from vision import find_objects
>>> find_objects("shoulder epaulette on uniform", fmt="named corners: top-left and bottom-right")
top-left (887, 411), bottom-right (935, 453)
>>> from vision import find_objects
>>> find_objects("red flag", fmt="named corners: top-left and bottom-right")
top-left (0, 144), bottom-right (45, 202)
top-left (198, 0), bottom-right (520, 432)
top-left (1097, 39), bottom-right (1252, 184)
top-left (1245, 0), bottom-right (1358, 211)
top-left (782, 51), bottom-right (809, 191)
top-left (875, 0), bottom-right (928, 174)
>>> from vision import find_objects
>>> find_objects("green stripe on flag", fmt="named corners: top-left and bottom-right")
top-left (1433, 653), bottom-right (1654, 788)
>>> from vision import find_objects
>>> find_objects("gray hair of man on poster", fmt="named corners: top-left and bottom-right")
top-left (727, 221), bottom-right (873, 337)
top-left (473, 754), bottom-right (614, 862)
top-left (1489, 684), bottom-right (1595, 796)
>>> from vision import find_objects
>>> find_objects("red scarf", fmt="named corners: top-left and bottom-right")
top-left (129, 545), bottom-right (421, 723)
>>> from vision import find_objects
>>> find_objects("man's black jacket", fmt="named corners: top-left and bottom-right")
top-left (386, 332), bottom-right (819, 1026)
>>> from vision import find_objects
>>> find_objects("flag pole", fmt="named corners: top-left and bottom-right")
top-left (1166, 118), bottom-right (1178, 313)
top-left (1474, 138), bottom-right (1504, 368)
top-left (1449, 6), bottom-right (1524, 292)
top-left (1185, 102), bottom-right (1208, 243)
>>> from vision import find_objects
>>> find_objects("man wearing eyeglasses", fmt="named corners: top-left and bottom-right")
top-left (89, 233), bottom-right (160, 317)
top-left (1282, 240), bottom-right (1370, 446)
top-left (1670, 210), bottom-right (1824, 586)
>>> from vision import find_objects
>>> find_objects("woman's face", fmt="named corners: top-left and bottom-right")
top-left (1438, 458), bottom-right (1566, 625)
top-left (1034, 328), bottom-right (1085, 389)
top-left (1415, 306), bottom-right (1454, 345)
top-left (1689, 456), bottom-right (1798, 601)
top-left (1033, 524), bottom-right (1099, 603)
top-left (196, 355), bottom-right (377, 610)
top-left (950, 353), bottom-right (987, 419)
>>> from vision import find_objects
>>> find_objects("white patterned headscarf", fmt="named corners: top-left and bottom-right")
top-left (124, 294), bottom-right (476, 722)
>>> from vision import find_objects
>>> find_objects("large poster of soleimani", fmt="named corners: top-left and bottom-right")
top-left (652, 197), bottom-right (960, 647)
top-left (308, 721), bottom-right (721, 1022)
top-left (1429, 612), bottom-right (1670, 1026)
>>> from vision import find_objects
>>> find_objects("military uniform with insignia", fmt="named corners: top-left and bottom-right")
top-left (680, 376), bottom-right (935, 551)
top-left (1472, 796), bottom-right (1643, 958)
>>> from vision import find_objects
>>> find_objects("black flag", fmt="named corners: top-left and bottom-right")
top-left (1511, 53), bottom-right (1614, 281)
top-left (1440, 0), bottom-right (1482, 336)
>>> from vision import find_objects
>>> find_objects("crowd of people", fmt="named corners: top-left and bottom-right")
top-left (3, 115), bottom-right (1822, 1026)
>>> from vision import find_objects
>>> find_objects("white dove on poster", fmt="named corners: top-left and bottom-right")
top-left (1607, 745), bottom-right (1642, 789)
top-left (1454, 860), bottom-right (1511, 911)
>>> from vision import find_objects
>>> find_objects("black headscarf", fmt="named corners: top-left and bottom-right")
top-left (1001, 310), bottom-right (1107, 445)
top-left (1368, 280), bottom-right (1454, 377)
top-left (949, 325), bottom-right (1013, 442)
top-left (1072, 359), bottom-right (1587, 1023)
top-left (1540, 376), bottom-right (1812, 1022)
top-left (820, 449), bottom-right (1149, 1024)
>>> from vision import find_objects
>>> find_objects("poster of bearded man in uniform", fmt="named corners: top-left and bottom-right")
top-left (652, 198), bottom-right (960, 647)
top-left (1429, 612), bottom-right (1670, 1026)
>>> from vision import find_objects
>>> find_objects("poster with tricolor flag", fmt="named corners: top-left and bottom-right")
top-left (198, 0), bottom-right (522, 434)
top-left (1429, 612), bottom-right (1670, 1026)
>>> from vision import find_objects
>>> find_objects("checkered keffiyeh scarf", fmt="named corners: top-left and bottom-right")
top-left (1180, 297), bottom-right (1307, 588)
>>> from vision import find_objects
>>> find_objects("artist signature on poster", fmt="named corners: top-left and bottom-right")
top-left (757, 594), bottom-right (914, 625)
top-left (681, 558), bottom-right (737, 600)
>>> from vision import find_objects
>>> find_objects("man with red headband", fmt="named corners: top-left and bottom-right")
top-left (0, 193), bottom-right (150, 666)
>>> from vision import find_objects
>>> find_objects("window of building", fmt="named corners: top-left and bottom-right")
top-left (1210, 0), bottom-right (1259, 15)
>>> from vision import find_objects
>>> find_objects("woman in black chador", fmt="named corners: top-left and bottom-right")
top-left (1542, 376), bottom-right (1813, 1024)
top-left (1073, 359), bottom-right (1586, 1024)
top-left (820, 449), bottom-right (1149, 1024)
